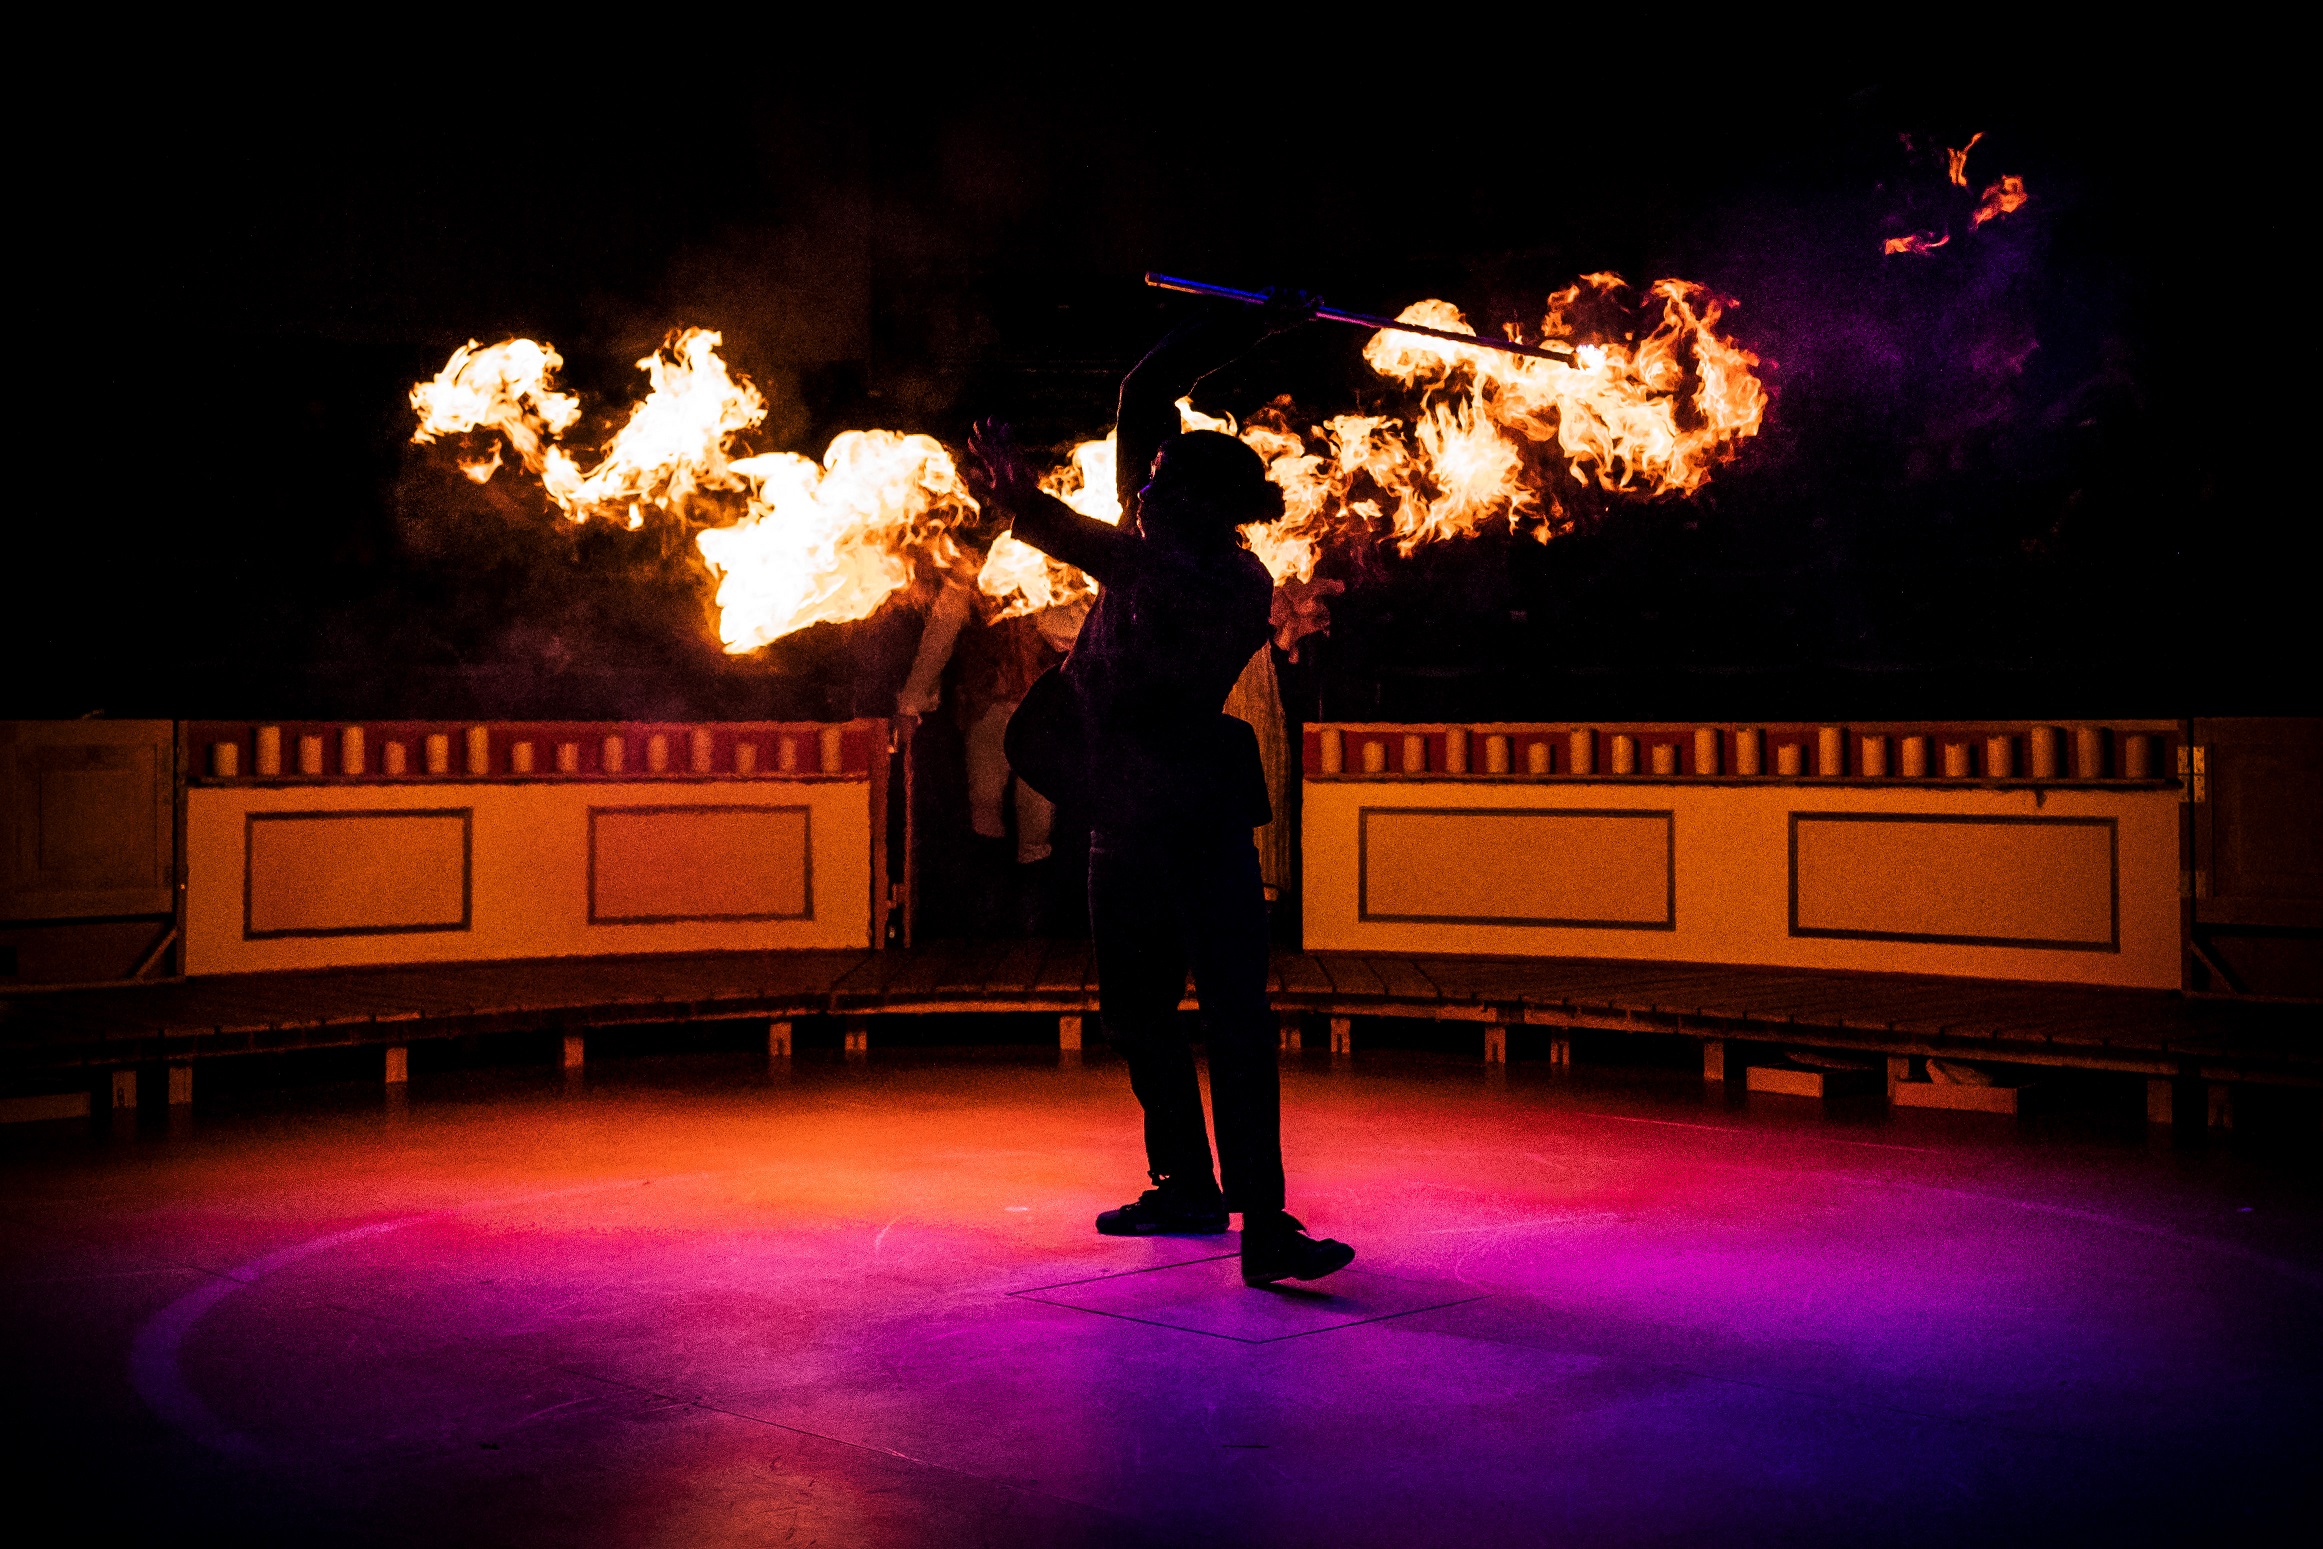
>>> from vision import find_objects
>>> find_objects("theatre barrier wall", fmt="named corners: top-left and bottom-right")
top-left (181, 720), bottom-right (886, 975)
top-left (1301, 721), bottom-right (2185, 991)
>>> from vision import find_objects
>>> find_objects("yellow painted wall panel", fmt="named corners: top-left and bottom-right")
top-left (589, 806), bottom-right (810, 923)
top-left (1792, 815), bottom-right (2115, 948)
top-left (1360, 809), bottom-right (1671, 928)
top-left (1304, 779), bottom-right (2180, 989)
top-left (187, 779), bottom-right (872, 974)
top-left (247, 812), bottom-right (469, 936)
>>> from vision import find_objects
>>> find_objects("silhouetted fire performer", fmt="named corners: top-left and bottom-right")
top-left (967, 291), bottom-right (1354, 1287)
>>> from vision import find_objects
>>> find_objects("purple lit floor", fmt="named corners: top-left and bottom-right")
top-left (4, 1049), bottom-right (2317, 1546)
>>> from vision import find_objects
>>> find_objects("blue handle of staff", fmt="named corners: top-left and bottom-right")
top-left (1143, 272), bottom-right (1572, 360)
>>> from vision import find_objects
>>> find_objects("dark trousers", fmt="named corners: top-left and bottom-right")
top-left (1088, 826), bottom-right (1284, 1216)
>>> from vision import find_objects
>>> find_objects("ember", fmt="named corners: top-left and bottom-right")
top-left (1971, 174), bottom-right (2031, 228)
top-left (1946, 131), bottom-right (1984, 187)
top-left (1883, 131), bottom-right (2031, 256)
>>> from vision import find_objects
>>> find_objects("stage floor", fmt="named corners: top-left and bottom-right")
top-left (4, 1050), bottom-right (2316, 1545)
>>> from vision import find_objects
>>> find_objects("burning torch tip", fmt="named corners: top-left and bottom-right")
top-left (1147, 272), bottom-right (1573, 361)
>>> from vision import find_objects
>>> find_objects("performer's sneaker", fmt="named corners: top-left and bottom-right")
top-left (1096, 1176), bottom-right (1229, 1236)
top-left (1240, 1213), bottom-right (1355, 1286)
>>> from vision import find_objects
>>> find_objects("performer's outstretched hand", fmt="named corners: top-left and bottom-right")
top-left (1256, 287), bottom-right (1323, 334)
top-left (965, 418), bottom-right (1041, 523)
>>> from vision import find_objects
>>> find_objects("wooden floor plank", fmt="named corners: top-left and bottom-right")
top-left (930, 940), bottom-right (1010, 997)
top-left (1834, 990), bottom-right (1951, 1032)
top-left (1608, 972), bottom-right (1768, 1018)
top-left (985, 939), bottom-right (1050, 997)
top-left (1032, 943), bottom-right (1093, 996)
top-left (827, 951), bottom-right (904, 1002)
top-left (1272, 954), bottom-right (1336, 997)
top-left (1694, 978), bottom-right (1909, 1025)
top-left (878, 944), bottom-right (966, 1002)
top-left (1881, 987), bottom-right (2058, 1037)
top-left (1907, 989), bottom-right (2116, 1040)
top-left (1399, 959), bottom-right (1667, 1012)
top-left (1314, 955), bottom-right (1389, 999)
top-left (1367, 957), bottom-right (1444, 1003)
top-left (2015, 1009), bottom-right (2175, 1048)
top-left (1563, 969), bottom-right (1739, 1015)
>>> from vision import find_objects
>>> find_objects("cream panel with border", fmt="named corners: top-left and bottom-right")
top-left (246, 810), bottom-right (471, 937)
top-left (1303, 780), bottom-right (2179, 989)
top-left (187, 780), bottom-right (871, 973)
top-left (589, 806), bottom-right (811, 924)
top-left (1359, 809), bottom-right (1672, 929)
top-left (1791, 814), bottom-right (2117, 950)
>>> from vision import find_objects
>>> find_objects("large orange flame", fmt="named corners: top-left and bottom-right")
top-left (410, 339), bottom-right (582, 485)
top-left (1123, 279), bottom-right (1765, 584)
top-left (414, 329), bottom-right (768, 531)
top-left (697, 433), bottom-right (973, 651)
top-left (414, 276), bottom-right (1765, 648)
top-left (1277, 278), bottom-right (1765, 562)
top-left (540, 330), bottom-right (767, 529)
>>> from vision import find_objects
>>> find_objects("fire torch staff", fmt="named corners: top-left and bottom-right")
top-left (964, 288), bottom-right (1354, 1288)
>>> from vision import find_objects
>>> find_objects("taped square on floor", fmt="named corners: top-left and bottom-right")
top-left (1013, 1254), bottom-right (1484, 1343)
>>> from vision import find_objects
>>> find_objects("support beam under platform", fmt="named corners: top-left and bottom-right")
top-left (5, 945), bottom-right (2314, 1122)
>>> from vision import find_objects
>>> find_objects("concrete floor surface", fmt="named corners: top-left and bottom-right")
top-left (3, 1050), bottom-right (2317, 1546)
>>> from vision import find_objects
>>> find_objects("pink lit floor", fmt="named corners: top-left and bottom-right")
top-left (4, 1049), bottom-right (2317, 1546)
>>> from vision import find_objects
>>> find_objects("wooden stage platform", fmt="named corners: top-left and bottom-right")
top-left (3, 945), bottom-right (2315, 1106)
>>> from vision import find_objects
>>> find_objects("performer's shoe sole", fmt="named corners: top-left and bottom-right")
top-left (1241, 1240), bottom-right (1355, 1286)
top-left (1094, 1217), bottom-right (1230, 1237)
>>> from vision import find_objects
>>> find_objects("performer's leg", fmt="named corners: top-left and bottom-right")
top-left (1179, 832), bottom-right (1351, 1284)
top-left (1014, 782), bottom-right (1055, 865)
top-left (1089, 837), bottom-right (1214, 1186)
top-left (963, 703), bottom-right (1011, 840)
top-left (1180, 833), bottom-right (1284, 1216)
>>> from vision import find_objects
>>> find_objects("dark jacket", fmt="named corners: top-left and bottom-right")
top-left (1006, 308), bottom-right (1286, 834)
top-left (1008, 491), bottom-right (1271, 834)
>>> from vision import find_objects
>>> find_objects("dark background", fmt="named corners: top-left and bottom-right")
top-left (13, 49), bottom-right (2303, 724)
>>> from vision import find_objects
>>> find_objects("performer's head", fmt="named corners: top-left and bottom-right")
top-left (1138, 431), bottom-right (1284, 548)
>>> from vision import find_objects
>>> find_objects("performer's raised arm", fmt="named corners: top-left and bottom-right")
top-left (965, 420), bottom-right (1142, 584)
top-left (1114, 289), bottom-right (1318, 523)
